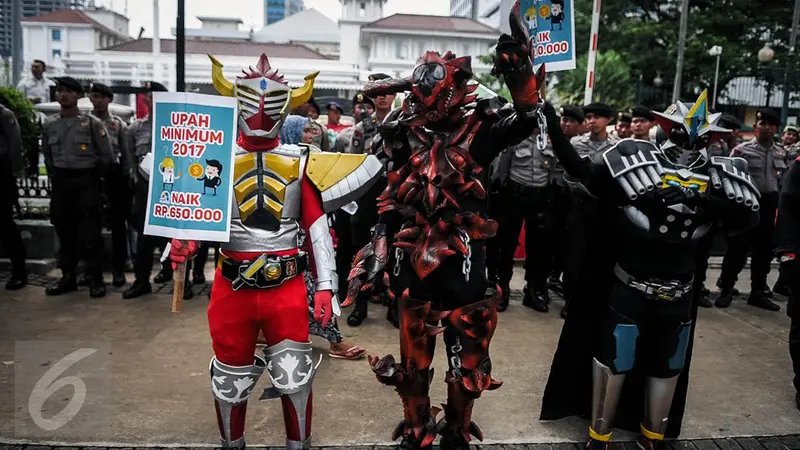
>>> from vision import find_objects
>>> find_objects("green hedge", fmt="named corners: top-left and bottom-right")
top-left (0, 87), bottom-right (41, 174)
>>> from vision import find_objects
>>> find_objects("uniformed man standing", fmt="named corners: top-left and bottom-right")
top-left (774, 153), bottom-right (800, 411)
top-left (123, 81), bottom-right (193, 300)
top-left (613, 110), bottom-right (632, 140)
top-left (41, 77), bottom-right (114, 297)
top-left (716, 109), bottom-right (789, 310)
top-left (629, 105), bottom-right (654, 141)
top-left (88, 82), bottom-right (131, 288)
top-left (782, 125), bottom-right (800, 160)
top-left (0, 100), bottom-right (28, 290)
top-left (693, 114), bottom-right (742, 307)
top-left (335, 91), bottom-right (378, 154)
top-left (16, 60), bottom-right (55, 105)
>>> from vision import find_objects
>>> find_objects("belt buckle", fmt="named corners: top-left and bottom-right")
top-left (264, 260), bottom-right (282, 281)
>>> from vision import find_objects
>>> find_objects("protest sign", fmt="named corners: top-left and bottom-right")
top-left (143, 92), bottom-right (237, 242)
top-left (521, 0), bottom-right (576, 72)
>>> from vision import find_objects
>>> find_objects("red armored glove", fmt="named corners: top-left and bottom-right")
top-left (169, 239), bottom-right (198, 270)
top-left (313, 289), bottom-right (334, 328)
top-left (344, 224), bottom-right (391, 307)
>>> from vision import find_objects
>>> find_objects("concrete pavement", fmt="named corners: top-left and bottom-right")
top-left (0, 267), bottom-right (797, 447)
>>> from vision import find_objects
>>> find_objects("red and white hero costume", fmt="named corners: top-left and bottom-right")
top-left (172, 54), bottom-right (381, 450)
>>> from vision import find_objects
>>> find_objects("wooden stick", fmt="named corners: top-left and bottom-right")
top-left (172, 259), bottom-right (187, 313)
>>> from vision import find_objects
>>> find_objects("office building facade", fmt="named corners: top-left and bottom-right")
top-left (264, 0), bottom-right (304, 25)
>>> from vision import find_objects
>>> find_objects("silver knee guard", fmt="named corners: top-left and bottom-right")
top-left (210, 355), bottom-right (267, 448)
top-left (642, 375), bottom-right (679, 440)
top-left (590, 358), bottom-right (626, 442)
top-left (260, 339), bottom-right (322, 450)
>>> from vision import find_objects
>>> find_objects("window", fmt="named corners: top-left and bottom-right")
top-left (359, 2), bottom-right (366, 17)
top-left (51, 29), bottom-right (61, 41)
top-left (52, 49), bottom-right (61, 58)
top-left (395, 40), bottom-right (409, 60)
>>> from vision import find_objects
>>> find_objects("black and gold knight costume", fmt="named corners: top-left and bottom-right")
top-left (539, 92), bottom-right (759, 449)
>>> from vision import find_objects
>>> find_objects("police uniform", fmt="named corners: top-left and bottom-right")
top-left (0, 102), bottom-right (27, 289)
top-left (123, 81), bottom-right (192, 299)
top-left (89, 82), bottom-right (131, 286)
top-left (41, 77), bottom-right (114, 296)
top-left (717, 109), bottom-right (790, 310)
top-left (334, 91), bottom-right (379, 155)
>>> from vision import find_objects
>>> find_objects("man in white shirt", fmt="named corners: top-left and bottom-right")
top-left (16, 60), bottom-right (55, 104)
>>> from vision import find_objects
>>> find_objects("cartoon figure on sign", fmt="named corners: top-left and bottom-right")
top-left (159, 157), bottom-right (181, 191)
top-left (197, 159), bottom-right (223, 195)
top-left (524, 5), bottom-right (538, 32)
top-left (549, 0), bottom-right (565, 31)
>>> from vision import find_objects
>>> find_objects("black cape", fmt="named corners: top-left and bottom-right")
top-left (539, 195), bottom-right (696, 439)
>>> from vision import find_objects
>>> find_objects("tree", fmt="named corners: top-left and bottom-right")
top-left (0, 87), bottom-right (41, 174)
top-left (473, 55), bottom-right (512, 102)
top-left (555, 51), bottom-right (635, 109)
top-left (570, 0), bottom-right (795, 103)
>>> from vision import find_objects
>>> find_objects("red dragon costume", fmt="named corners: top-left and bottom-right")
top-left (170, 54), bottom-right (381, 450)
top-left (346, 5), bottom-right (545, 449)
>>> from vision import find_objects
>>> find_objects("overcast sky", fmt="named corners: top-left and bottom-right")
top-left (94, 0), bottom-right (450, 38)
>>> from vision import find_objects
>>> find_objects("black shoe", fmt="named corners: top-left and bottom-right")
top-left (695, 288), bottom-right (713, 308)
top-left (762, 287), bottom-right (774, 298)
top-left (46, 277), bottom-right (78, 296)
top-left (498, 284), bottom-right (510, 312)
top-left (585, 438), bottom-right (609, 450)
top-left (522, 285), bottom-right (549, 313)
top-left (747, 291), bottom-right (780, 312)
top-left (386, 301), bottom-right (400, 328)
top-left (397, 434), bottom-right (430, 450)
top-left (112, 271), bottom-right (126, 287)
top-left (78, 273), bottom-right (91, 287)
top-left (89, 281), bottom-right (106, 298)
top-left (153, 269), bottom-right (172, 284)
top-left (716, 279), bottom-right (739, 296)
top-left (714, 289), bottom-right (735, 308)
top-left (347, 301), bottom-right (368, 326)
top-left (183, 283), bottom-right (194, 300)
top-left (5, 273), bottom-right (27, 290)
top-left (193, 272), bottom-right (206, 285)
top-left (122, 281), bottom-right (152, 299)
top-left (439, 431), bottom-right (470, 450)
top-left (699, 285), bottom-right (711, 297)
top-left (774, 282), bottom-right (792, 297)
top-left (560, 304), bottom-right (568, 319)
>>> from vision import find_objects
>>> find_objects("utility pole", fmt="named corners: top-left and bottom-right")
top-left (781, 0), bottom-right (800, 127)
top-left (176, 0), bottom-right (185, 92)
top-left (11, 0), bottom-right (21, 87)
top-left (583, 0), bottom-right (601, 105)
top-left (672, 0), bottom-right (689, 103)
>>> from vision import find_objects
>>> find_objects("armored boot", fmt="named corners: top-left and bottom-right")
top-left (261, 340), bottom-right (319, 450)
top-left (587, 358), bottom-right (626, 448)
top-left (370, 291), bottom-right (448, 449)
top-left (209, 355), bottom-right (267, 449)
top-left (636, 375), bottom-right (680, 450)
top-left (439, 288), bottom-right (503, 449)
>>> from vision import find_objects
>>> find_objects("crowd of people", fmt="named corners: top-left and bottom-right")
top-left (1, 46), bottom-right (799, 450)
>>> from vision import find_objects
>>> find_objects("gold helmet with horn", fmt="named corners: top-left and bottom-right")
top-left (209, 53), bottom-right (319, 140)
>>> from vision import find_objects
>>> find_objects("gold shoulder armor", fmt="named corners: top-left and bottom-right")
top-left (305, 152), bottom-right (383, 213)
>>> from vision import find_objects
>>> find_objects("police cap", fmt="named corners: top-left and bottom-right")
top-left (54, 76), bottom-right (84, 94)
top-left (583, 102), bottom-right (614, 118)
top-left (368, 73), bottom-right (391, 81)
top-left (718, 114), bottom-right (743, 131)
top-left (617, 111), bottom-right (632, 124)
top-left (352, 91), bottom-right (375, 108)
top-left (630, 105), bottom-right (654, 121)
top-left (756, 108), bottom-right (780, 126)
top-left (145, 81), bottom-right (168, 92)
top-left (89, 82), bottom-right (114, 99)
top-left (326, 101), bottom-right (344, 114)
top-left (784, 124), bottom-right (799, 135)
top-left (559, 104), bottom-right (584, 122)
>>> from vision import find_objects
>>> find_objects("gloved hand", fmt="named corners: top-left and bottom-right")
top-left (169, 239), bottom-right (198, 270)
top-left (344, 224), bottom-right (391, 307)
top-left (313, 289), bottom-right (334, 328)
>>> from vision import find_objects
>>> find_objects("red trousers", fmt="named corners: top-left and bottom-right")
top-left (208, 250), bottom-right (311, 446)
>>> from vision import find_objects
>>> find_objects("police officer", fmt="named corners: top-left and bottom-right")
top-left (630, 105), bottom-right (654, 141)
top-left (693, 114), bottom-right (743, 307)
top-left (571, 102), bottom-right (616, 160)
top-left (335, 91), bottom-right (378, 154)
top-left (490, 105), bottom-right (580, 313)
top-left (41, 76), bottom-right (114, 297)
top-left (87, 82), bottom-right (130, 288)
top-left (0, 99), bottom-right (28, 290)
top-left (775, 153), bottom-right (800, 410)
top-left (716, 109), bottom-right (789, 310)
top-left (613, 110), bottom-right (633, 140)
top-left (123, 81), bottom-right (193, 300)
top-left (782, 125), bottom-right (800, 160)
top-left (546, 105), bottom-right (584, 317)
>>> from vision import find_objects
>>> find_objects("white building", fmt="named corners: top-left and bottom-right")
top-left (253, 8), bottom-right (339, 57)
top-left (339, 0), bottom-right (500, 79)
top-left (21, 8), bottom-right (130, 62)
top-left (172, 16), bottom-right (252, 41)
